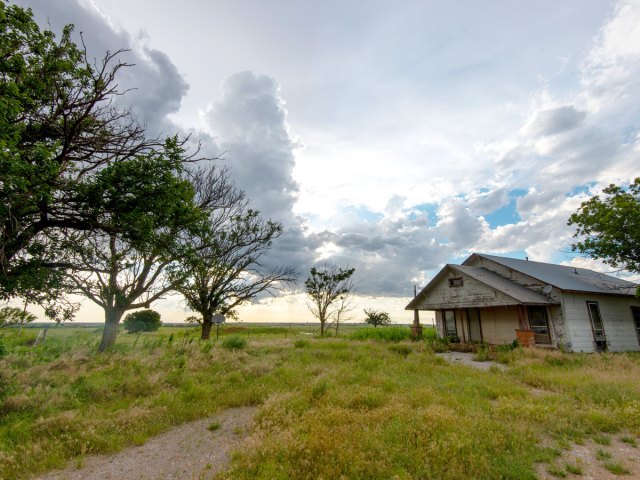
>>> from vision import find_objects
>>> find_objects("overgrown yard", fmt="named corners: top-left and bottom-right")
top-left (0, 325), bottom-right (639, 479)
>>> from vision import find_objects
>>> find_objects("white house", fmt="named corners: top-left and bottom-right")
top-left (406, 253), bottom-right (640, 352)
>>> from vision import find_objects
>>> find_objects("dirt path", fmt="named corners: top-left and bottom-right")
top-left (37, 406), bottom-right (257, 480)
top-left (436, 351), bottom-right (507, 371)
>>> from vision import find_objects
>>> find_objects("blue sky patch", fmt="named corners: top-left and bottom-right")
top-left (483, 189), bottom-right (527, 228)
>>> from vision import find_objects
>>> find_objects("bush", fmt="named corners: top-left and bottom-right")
top-left (123, 309), bottom-right (162, 333)
top-left (427, 337), bottom-right (450, 353)
top-left (221, 335), bottom-right (246, 350)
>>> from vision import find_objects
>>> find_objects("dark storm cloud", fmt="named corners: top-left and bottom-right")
top-left (23, 0), bottom-right (189, 138)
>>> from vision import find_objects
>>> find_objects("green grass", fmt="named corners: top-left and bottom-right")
top-left (348, 326), bottom-right (412, 341)
top-left (0, 326), bottom-right (639, 479)
top-left (604, 461), bottom-right (630, 475)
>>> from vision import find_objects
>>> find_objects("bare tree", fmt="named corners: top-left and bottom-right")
top-left (177, 174), bottom-right (297, 340)
top-left (305, 265), bottom-right (355, 336)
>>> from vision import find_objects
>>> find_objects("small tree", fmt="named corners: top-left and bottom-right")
top-left (568, 178), bottom-right (640, 295)
top-left (177, 168), bottom-right (296, 340)
top-left (0, 307), bottom-right (36, 328)
top-left (364, 309), bottom-right (391, 328)
top-left (305, 265), bottom-right (355, 336)
top-left (123, 310), bottom-right (162, 333)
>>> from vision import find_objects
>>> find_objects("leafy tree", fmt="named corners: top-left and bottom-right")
top-left (568, 178), bottom-right (640, 295)
top-left (305, 265), bottom-right (355, 336)
top-left (177, 169), bottom-right (296, 340)
top-left (364, 308), bottom-right (391, 328)
top-left (0, 1), bottom-right (154, 316)
top-left (0, 306), bottom-right (36, 328)
top-left (123, 309), bottom-right (161, 333)
top-left (59, 140), bottom-right (209, 351)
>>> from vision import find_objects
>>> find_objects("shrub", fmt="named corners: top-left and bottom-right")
top-left (221, 335), bottom-right (246, 350)
top-left (427, 337), bottom-right (450, 353)
top-left (294, 339), bottom-right (309, 348)
top-left (123, 309), bottom-right (162, 333)
top-left (472, 344), bottom-right (490, 362)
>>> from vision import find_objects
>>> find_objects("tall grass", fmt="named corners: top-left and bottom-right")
top-left (0, 326), bottom-right (639, 479)
top-left (349, 326), bottom-right (412, 342)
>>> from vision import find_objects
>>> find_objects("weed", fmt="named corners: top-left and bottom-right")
top-left (473, 344), bottom-right (490, 362)
top-left (208, 421), bottom-right (221, 431)
top-left (596, 449), bottom-right (612, 460)
top-left (564, 462), bottom-right (582, 475)
top-left (547, 464), bottom-right (567, 477)
top-left (388, 344), bottom-right (412, 358)
top-left (221, 336), bottom-right (246, 350)
top-left (593, 434), bottom-right (611, 445)
top-left (294, 339), bottom-right (309, 349)
top-left (620, 436), bottom-right (637, 447)
top-left (427, 337), bottom-right (450, 353)
top-left (604, 461), bottom-right (630, 475)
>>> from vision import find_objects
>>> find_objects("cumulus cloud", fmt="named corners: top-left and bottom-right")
top-left (201, 71), bottom-right (317, 275)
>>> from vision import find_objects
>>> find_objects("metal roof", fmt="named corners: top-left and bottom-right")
top-left (405, 264), bottom-right (556, 310)
top-left (450, 265), bottom-right (556, 305)
top-left (466, 254), bottom-right (637, 296)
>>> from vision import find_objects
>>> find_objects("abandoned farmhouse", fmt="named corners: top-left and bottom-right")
top-left (406, 253), bottom-right (640, 352)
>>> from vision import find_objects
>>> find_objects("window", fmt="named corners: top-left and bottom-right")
top-left (632, 306), bottom-right (640, 344)
top-left (443, 310), bottom-right (458, 341)
top-left (527, 306), bottom-right (550, 344)
top-left (448, 277), bottom-right (463, 287)
top-left (587, 301), bottom-right (607, 351)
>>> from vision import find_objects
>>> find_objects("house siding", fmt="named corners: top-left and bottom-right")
top-left (413, 268), bottom-right (525, 310)
top-left (561, 293), bottom-right (640, 352)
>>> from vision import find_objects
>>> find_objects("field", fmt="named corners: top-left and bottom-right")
top-left (0, 324), bottom-right (639, 479)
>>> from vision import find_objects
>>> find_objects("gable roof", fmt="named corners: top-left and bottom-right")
top-left (465, 253), bottom-right (637, 296)
top-left (406, 264), bottom-right (556, 310)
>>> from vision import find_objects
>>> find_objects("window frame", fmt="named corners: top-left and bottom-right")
top-left (448, 277), bottom-right (464, 287)
top-left (586, 301), bottom-right (607, 351)
top-left (526, 306), bottom-right (551, 345)
top-left (631, 306), bottom-right (640, 345)
top-left (442, 309), bottom-right (458, 341)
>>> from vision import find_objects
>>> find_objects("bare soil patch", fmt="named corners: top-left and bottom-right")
top-left (37, 406), bottom-right (257, 480)
top-left (537, 436), bottom-right (640, 480)
top-left (436, 351), bottom-right (507, 371)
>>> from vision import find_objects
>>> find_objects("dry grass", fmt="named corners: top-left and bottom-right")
top-left (0, 327), bottom-right (639, 479)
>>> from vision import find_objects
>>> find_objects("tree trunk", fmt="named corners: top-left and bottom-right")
top-left (99, 308), bottom-right (124, 352)
top-left (201, 316), bottom-right (213, 340)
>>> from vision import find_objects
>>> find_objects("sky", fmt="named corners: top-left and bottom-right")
top-left (17, 0), bottom-right (640, 324)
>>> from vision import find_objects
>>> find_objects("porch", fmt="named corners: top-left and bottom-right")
top-left (435, 305), bottom-right (555, 347)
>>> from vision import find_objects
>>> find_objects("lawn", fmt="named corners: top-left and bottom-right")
top-left (0, 325), bottom-right (638, 479)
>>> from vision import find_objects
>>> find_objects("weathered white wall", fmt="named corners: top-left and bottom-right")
top-left (478, 306), bottom-right (520, 344)
top-left (562, 293), bottom-right (640, 352)
top-left (414, 268), bottom-right (526, 310)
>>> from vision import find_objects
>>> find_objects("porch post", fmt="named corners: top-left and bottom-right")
top-left (410, 285), bottom-right (423, 339)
